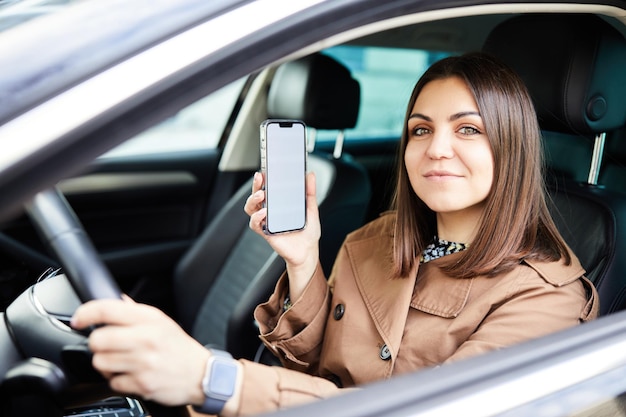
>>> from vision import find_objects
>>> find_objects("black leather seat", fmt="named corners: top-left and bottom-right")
top-left (173, 53), bottom-right (371, 359)
top-left (483, 14), bottom-right (626, 314)
top-left (601, 127), bottom-right (626, 194)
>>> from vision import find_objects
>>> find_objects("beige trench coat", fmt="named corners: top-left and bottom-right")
top-left (234, 212), bottom-right (599, 415)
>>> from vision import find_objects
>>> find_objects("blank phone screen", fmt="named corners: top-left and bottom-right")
top-left (265, 121), bottom-right (306, 234)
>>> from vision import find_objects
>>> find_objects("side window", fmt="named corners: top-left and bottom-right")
top-left (318, 45), bottom-right (451, 142)
top-left (102, 78), bottom-right (246, 158)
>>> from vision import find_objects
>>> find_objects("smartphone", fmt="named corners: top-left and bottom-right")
top-left (260, 119), bottom-right (307, 234)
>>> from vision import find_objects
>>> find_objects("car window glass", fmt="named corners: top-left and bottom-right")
top-left (317, 45), bottom-right (452, 143)
top-left (101, 77), bottom-right (246, 158)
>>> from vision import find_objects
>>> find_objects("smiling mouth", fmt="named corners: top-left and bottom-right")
top-left (423, 171), bottom-right (462, 181)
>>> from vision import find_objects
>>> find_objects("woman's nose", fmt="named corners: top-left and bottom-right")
top-left (426, 131), bottom-right (454, 159)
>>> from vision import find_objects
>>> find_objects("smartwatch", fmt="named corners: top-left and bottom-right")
top-left (193, 349), bottom-right (239, 415)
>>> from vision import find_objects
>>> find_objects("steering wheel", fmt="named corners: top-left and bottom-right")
top-left (0, 188), bottom-right (189, 416)
top-left (25, 188), bottom-right (122, 302)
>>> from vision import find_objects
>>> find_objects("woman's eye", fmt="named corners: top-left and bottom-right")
top-left (458, 126), bottom-right (481, 135)
top-left (412, 127), bottom-right (430, 136)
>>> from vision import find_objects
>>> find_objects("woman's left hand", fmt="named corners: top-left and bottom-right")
top-left (71, 296), bottom-right (209, 406)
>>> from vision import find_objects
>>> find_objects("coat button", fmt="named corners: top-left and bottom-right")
top-left (333, 304), bottom-right (345, 320)
top-left (379, 344), bottom-right (391, 361)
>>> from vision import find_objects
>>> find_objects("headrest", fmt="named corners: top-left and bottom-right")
top-left (267, 53), bottom-right (360, 130)
top-left (483, 14), bottom-right (626, 135)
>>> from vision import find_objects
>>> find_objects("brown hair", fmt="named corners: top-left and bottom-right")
top-left (392, 52), bottom-right (570, 278)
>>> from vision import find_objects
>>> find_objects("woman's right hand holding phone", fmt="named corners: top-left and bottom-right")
top-left (245, 171), bottom-right (321, 300)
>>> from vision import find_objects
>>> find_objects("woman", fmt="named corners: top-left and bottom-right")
top-left (72, 52), bottom-right (598, 416)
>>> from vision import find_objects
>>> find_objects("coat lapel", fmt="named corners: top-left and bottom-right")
top-left (345, 235), bottom-right (417, 361)
top-left (410, 258), bottom-right (473, 318)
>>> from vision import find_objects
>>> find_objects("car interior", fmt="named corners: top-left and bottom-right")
top-left (189, 12), bottom-right (626, 358)
top-left (173, 52), bottom-right (371, 361)
top-left (2, 5), bottom-right (626, 417)
top-left (483, 13), bottom-right (626, 314)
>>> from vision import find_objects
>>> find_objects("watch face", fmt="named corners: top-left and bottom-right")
top-left (209, 360), bottom-right (238, 398)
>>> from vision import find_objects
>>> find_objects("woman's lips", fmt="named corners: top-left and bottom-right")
top-left (423, 170), bottom-right (462, 181)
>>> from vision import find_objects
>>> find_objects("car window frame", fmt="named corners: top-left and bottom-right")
top-left (1, 2), bottom-right (626, 415)
top-left (264, 311), bottom-right (626, 417)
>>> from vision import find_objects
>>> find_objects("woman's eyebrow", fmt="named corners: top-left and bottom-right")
top-left (449, 111), bottom-right (481, 121)
top-left (408, 113), bottom-right (431, 121)
top-left (408, 111), bottom-right (481, 122)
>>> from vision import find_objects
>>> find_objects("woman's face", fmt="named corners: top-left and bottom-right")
top-left (404, 76), bottom-right (494, 218)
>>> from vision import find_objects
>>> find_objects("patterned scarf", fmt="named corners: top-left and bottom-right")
top-left (420, 236), bottom-right (468, 264)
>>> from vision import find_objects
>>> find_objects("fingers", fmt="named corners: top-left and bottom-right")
top-left (244, 172), bottom-right (265, 216)
top-left (252, 170), bottom-right (263, 193)
top-left (89, 324), bottom-right (150, 352)
top-left (89, 324), bottom-right (209, 406)
top-left (89, 332), bottom-right (164, 375)
top-left (244, 171), bottom-right (316, 218)
top-left (71, 299), bottom-right (125, 329)
top-left (71, 296), bottom-right (210, 406)
top-left (245, 171), bottom-right (267, 234)
top-left (98, 363), bottom-right (163, 402)
top-left (244, 189), bottom-right (265, 216)
top-left (246, 171), bottom-right (319, 233)
top-left (92, 349), bottom-right (143, 374)
top-left (107, 373), bottom-right (147, 399)
top-left (305, 172), bottom-right (318, 214)
top-left (71, 298), bottom-right (165, 330)
top-left (248, 207), bottom-right (267, 236)
top-left (306, 171), bottom-right (316, 199)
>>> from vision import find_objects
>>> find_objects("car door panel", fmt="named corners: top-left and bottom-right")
top-left (0, 149), bottom-right (224, 311)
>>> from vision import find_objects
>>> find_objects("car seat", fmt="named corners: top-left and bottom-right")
top-left (601, 126), bottom-right (626, 194)
top-left (173, 53), bottom-right (371, 359)
top-left (483, 13), bottom-right (626, 314)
